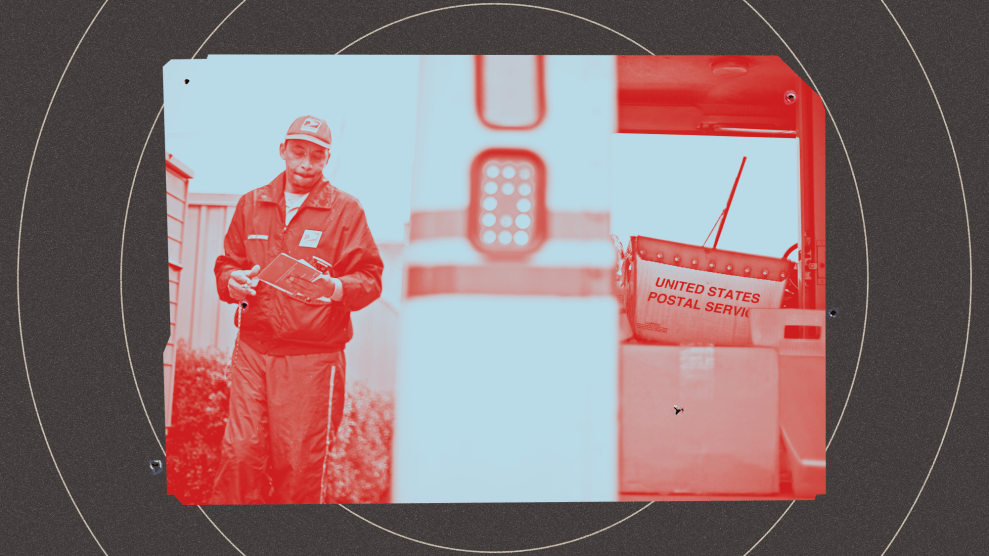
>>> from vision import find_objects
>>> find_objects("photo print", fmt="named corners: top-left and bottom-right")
top-left (162, 54), bottom-right (826, 504)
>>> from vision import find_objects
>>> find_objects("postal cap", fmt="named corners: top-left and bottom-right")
top-left (284, 115), bottom-right (332, 149)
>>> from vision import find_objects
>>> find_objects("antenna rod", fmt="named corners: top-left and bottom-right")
top-left (712, 156), bottom-right (747, 250)
top-left (702, 210), bottom-right (725, 247)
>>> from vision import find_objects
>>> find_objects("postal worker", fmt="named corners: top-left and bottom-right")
top-left (209, 115), bottom-right (384, 504)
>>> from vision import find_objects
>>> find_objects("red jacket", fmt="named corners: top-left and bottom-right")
top-left (215, 172), bottom-right (384, 356)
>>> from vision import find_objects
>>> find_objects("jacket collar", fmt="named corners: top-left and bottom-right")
top-left (257, 171), bottom-right (335, 209)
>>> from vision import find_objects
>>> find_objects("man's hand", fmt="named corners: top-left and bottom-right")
top-left (287, 273), bottom-right (337, 302)
top-left (228, 265), bottom-right (261, 299)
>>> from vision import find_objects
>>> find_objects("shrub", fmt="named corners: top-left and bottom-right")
top-left (166, 340), bottom-right (393, 505)
top-left (322, 381), bottom-right (394, 504)
top-left (166, 340), bottom-right (231, 505)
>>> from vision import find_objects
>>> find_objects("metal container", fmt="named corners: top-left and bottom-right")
top-left (624, 235), bottom-right (793, 346)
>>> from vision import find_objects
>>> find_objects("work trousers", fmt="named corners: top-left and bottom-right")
top-left (209, 340), bottom-right (346, 504)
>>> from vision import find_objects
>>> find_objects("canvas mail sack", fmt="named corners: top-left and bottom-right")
top-left (622, 235), bottom-right (794, 346)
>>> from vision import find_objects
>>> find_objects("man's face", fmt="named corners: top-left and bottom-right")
top-left (279, 139), bottom-right (331, 193)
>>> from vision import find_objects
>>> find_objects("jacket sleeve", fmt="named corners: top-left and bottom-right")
top-left (334, 201), bottom-right (384, 313)
top-left (214, 194), bottom-right (250, 304)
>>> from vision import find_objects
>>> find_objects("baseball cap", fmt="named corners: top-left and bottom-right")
top-left (284, 115), bottom-right (332, 149)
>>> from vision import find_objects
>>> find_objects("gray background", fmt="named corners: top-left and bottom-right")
top-left (1, 1), bottom-right (987, 554)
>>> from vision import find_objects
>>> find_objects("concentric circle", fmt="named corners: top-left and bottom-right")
top-left (10, 1), bottom-right (969, 555)
top-left (17, 1), bottom-right (252, 555)
top-left (123, 4), bottom-right (657, 552)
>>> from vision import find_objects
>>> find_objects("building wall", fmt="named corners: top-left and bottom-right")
top-left (174, 193), bottom-right (240, 356)
top-left (164, 153), bottom-right (194, 428)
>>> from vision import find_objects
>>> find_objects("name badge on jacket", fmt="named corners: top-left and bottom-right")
top-left (300, 230), bottom-right (322, 248)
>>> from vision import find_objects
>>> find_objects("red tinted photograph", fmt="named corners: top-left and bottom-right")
top-left (162, 55), bottom-right (825, 504)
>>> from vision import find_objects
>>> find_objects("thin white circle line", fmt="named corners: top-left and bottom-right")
top-left (122, 0), bottom-right (250, 459)
top-left (335, 4), bottom-right (656, 552)
top-left (121, 105), bottom-right (167, 456)
top-left (739, 2), bottom-right (870, 554)
top-left (121, 3), bottom-right (657, 554)
top-left (16, 2), bottom-right (112, 554)
top-left (197, 506), bottom-right (248, 556)
top-left (877, 2), bottom-right (971, 554)
top-left (334, 3), bottom-right (655, 55)
top-left (119, 4), bottom-right (859, 556)
top-left (742, 0), bottom-right (869, 454)
top-left (192, 0), bottom-right (249, 60)
top-left (740, 500), bottom-right (795, 556)
top-left (116, 0), bottom-right (251, 551)
top-left (336, 502), bottom-right (655, 554)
